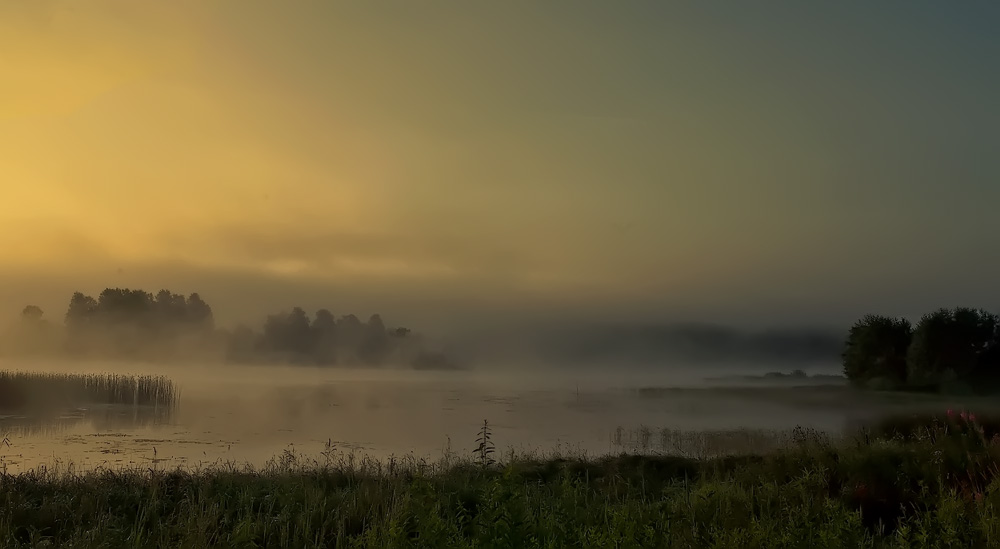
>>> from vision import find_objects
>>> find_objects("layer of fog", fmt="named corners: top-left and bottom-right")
top-left (0, 354), bottom-right (860, 474)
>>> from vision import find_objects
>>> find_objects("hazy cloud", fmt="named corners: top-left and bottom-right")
top-left (2, 1), bottom-right (998, 333)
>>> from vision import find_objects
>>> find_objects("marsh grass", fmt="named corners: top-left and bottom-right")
top-left (0, 413), bottom-right (999, 547)
top-left (610, 425), bottom-right (830, 458)
top-left (858, 411), bottom-right (1000, 442)
top-left (0, 371), bottom-right (178, 412)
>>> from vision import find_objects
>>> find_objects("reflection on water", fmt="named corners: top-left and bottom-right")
top-left (2, 364), bottom-right (1000, 474)
top-left (0, 405), bottom-right (174, 437)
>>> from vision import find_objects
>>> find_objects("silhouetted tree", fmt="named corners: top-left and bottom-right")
top-left (976, 320), bottom-right (1000, 388)
top-left (336, 314), bottom-right (363, 364)
top-left (359, 314), bottom-right (390, 365)
top-left (262, 314), bottom-right (287, 354)
top-left (63, 292), bottom-right (99, 355)
top-left (907, 308), bottom-right (999, 390)
top-left (21, 305), bottom-right (44, 322)
top-left (842, 315), bottom-right (912, 387)
top-left (311, 309), bottom-right (337, 365)
top-left (287, 307), bottom-right (312, 356)
top-left (93, 288), bottom-right (155, 356)
top-left (185, 293), bottom-right (214, 331)
top-left (57, 288), bottom-right (220, 360)
top-left (13, 286), bottom-right (440, 368)
top-left (242, 308), bottom-right (419, 367)
top-left (65, 292), bottom-right (98, 329)
top-left (153, 290), bottom-right (188, 328)
top-left (259, 307), bottom-right (314, 362)
top-left (96, 288), bottom-right (154, 322)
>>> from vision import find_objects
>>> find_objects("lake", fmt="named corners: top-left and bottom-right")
top-left (0, 360), bottom-right (988, 473)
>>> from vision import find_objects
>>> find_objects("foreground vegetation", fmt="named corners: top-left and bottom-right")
top-left (2, 414), bottom-right (1000, 547)
top-left (0, 371), bottom-right (177, 411)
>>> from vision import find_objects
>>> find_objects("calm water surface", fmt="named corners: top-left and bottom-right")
top-left (0, 361), bottom-right (974, 473)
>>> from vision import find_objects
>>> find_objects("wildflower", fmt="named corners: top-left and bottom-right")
top-left (969, 413), bottom-right (977, 423)
top-left (947, 409), bottom-right (955, 418)
top-left (961, 411), bottom-right (968, 422)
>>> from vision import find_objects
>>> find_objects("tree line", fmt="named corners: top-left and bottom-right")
top-left (843, 307), bottom-right (1000, 393)
top-left (3, 288), bottom-right (456, 369)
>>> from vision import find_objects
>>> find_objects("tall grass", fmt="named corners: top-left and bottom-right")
top-left (0, 371), bottom-right (178, 411)
top-left (0, 413), bottom-right (998, 547)
top-left (610, 425), bottom-right (829, 458)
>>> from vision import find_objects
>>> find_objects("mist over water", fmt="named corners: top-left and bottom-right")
top-left (0, 357), bottom-right (954, 474)
top-left (0, 284), bottom-right (870, 473)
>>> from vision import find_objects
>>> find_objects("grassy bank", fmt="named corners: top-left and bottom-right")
top-left (1, 414), bottom-right (999, 547)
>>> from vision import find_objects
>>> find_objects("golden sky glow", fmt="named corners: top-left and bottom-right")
top-left (2, 1), bottom-right (999, 328)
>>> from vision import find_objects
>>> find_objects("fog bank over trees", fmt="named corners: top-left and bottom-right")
top-left (429, 321), bottom-right (845, 369)
top-left (0, 286), bottom-right (857, 372)
top-left (2, 288), bottom-right (456, 370)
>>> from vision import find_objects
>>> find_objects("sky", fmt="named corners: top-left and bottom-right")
top-left (1, 1), bottom-right (998, 333)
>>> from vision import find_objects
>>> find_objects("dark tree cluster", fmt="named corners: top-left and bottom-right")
top-left (843, 308), bottom-right (1000, 393)
top-left (225, 308), bottom-right (418, 367)
top-left (62, 289), bottom-right (216, 360)
top-left (1, 288), bottom-right (446, 369)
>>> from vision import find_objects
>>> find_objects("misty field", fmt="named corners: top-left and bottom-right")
top-left (0, 414), bottom-right (999, 547)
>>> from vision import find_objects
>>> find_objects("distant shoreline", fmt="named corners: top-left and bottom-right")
top-left (704, 370), bottom-right (847, 384)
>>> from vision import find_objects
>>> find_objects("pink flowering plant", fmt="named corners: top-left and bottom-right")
top-left (934, 408), bottom-right (991, 452)
top-left (866, 409), bottom-right (996, 450)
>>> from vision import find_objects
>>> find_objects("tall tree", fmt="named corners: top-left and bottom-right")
top-left (65, 292), bottom-right (98, 329)
top-left (908, 308), bottom-right (999, 389)
top-left (842, 314), bottom-right (912, 387)
top-left (21, 305), bottom-right (44, 322)
top-left (337, 314), bottom-right (363, 364)
top-left (360, 314), bottom-right (390, 365)
top-left (312, 309), bottom-right (338, 365)
top-left (287, 307), bottom-right (312, 356)
top-left (185, 293), bottom-right (214, 331)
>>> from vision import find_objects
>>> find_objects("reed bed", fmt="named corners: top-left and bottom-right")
top-left (0, 371), bottom-right (178, 411)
